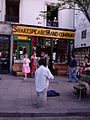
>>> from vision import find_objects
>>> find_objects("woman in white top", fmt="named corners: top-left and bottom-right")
top-left (22, 54), bottom-right (30, 80)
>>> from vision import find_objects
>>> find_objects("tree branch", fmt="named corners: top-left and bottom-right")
top-left (75, 0), bottom-right (90, 22)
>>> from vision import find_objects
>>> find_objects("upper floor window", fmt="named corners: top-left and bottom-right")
top-left (5, 0), bottom-right (20, 22)
top-left (47, 5), bottom-right (58, 27)
top-left (81, 30), bottom-right (87, 39)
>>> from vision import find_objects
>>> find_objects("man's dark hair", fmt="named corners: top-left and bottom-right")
top-left (72, 55), bottom-right (75, 58)
top-left (39, 59), bottom-right (47, 67)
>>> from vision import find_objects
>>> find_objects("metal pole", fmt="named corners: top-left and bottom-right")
top-left (10, 34), bottom-right (13, 74)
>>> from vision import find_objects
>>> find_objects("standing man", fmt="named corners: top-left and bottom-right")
top-left (35, 59), bottom-right (54, 107)
top-left (68, 55), bottom-right (78, 82)
top-left (40, 52), bottom-right (50, 68)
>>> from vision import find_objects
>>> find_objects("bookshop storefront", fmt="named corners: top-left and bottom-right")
top-left (12, 24), bottom-right (75, 75)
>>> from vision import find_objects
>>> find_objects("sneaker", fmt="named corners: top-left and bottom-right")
top-left (24, 78), bottom-right (27, 80)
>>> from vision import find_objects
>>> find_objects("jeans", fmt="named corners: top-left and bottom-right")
top-left (36, 89), bottom-right (47, 107)
top-left (69, 67), bottom-right (78, 81)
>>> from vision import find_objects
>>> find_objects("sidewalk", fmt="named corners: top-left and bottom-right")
top-left (0, 74), bottom-right (90, 117)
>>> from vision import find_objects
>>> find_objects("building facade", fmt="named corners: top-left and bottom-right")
top-left (0, 0), bottom-right (75, 74)
top-left (75, 10), bottom-right (90, 66)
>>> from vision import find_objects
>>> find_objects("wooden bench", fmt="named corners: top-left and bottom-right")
top-left (73, 75), bottom-right (90, 100)
top-left (73, 84), bottom-right (86, 101)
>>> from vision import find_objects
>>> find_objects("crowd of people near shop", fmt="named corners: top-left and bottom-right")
top-left (22, 51), bottom-right (50, 80)
top-left (22, 51), bottom-right (90, 84)
top-left (21, 51), bottom-right (90, 107)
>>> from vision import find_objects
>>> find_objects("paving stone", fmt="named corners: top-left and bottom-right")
top-left (0, 74), bottom-right (90, 116)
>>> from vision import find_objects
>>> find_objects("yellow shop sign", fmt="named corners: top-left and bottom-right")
top-left (18, 36), bottom-right (28, 40)
top-left (13, 25), bottom-right (75, 39)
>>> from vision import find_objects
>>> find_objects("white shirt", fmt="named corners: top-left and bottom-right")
top-left (23, 58), bottom-right (30, 67)
top-left (35, 65), bottom-right (54, 92)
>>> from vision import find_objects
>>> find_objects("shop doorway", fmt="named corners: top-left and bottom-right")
top-left (17, 42), bottom-right (31, 60)
top-left (17, 44), bottom-right (30, 60)
top-left (0, 36), bottom-right (10, 73)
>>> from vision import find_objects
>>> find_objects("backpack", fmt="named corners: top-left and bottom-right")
top-left (47, 90), bottom-right (60, 97)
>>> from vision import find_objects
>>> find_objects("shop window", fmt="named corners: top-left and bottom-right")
top-left (74, 48), bottom-right (89, 66)
top-left (32, 37), bottom-right (37, 47)
top-left (81, 30), bottom-right (87, 39)
top-left (13, 41), bottom-right (31, 61)
top-left (37, 37), bottom-right (52, 46)
top-left (37, 38), bottom-right (69, 63)
top-left (37, 37), bottom-right (45, 46)
top-left (13, 41), bottom-right (17, 60)
top-left (45, 38), bottom-right (51, 46)
top-left (55, 40), bottom-right (68, 63)
top-left (5, 0), bottom-right (20, 22)
top-left (47, 5), bottom-right (58, 27)
top-left (0, 36), bottom-right (10, 73)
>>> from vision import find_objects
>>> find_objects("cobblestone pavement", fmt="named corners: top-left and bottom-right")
top-left (0, 74), bottom-right (90, 120)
